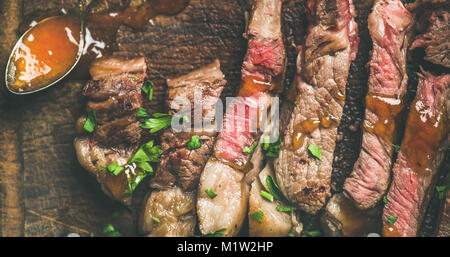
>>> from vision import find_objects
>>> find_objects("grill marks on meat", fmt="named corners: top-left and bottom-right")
top-left (411, 8), bottom-right (450, 68)
top-left (74, 57), bottom-right (147, 204)
top-left (197, 0), bottom-right (286, 236)
top-left (274, 0), bottom-right (359, 214)
top-left (343, 0), bottom-right (413, 210)
top-left (150, 60), bottom-right (226, 192)
top-left (382, 72), bottom-right (449, 237)
top-left (141, 60), bottom-right (226, 237)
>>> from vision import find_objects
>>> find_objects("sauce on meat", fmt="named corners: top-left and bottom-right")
top-left (363, 93), bottom-right (404, 144)
top-left (14, 0), bottom-right (190, 89)
top-left (8, 15), bottom-right (81, 93)
top-left (292, 115), bottom-right (340, 150)
top-left (400, 100), bottom-right (447, 175)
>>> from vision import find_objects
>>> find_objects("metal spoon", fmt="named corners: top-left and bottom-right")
top-left (4, 0), bottom-right (93, 95)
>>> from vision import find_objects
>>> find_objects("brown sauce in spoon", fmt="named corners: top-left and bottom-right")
top-left (12, 0), bottom-right (190, 92)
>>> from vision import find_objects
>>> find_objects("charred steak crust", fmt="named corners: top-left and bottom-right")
top-left (382, 72), bottom-right (449, 237)
top-left (150, 60), bottom-right (227, 192)
top-left (343, 0), bottom-right (414, 210)
top-left (411, 7), bottom-right (450, 68)
top-left (274, 0), bottom-right (359, 214)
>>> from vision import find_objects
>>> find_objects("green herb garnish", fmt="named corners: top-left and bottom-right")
top-left (187, 135), bottom-right (202, 150)
top-left (276, 205), bottom-right (294, 212)
top-left (266, 175), bottom-right (285, 201)
top-left (387, 215), bottom-right (398, 225)
top-left (243, 141), bottom-right (258, 154)
top-left (140, 113), bottom-right (173, 133)
top-left (263, 135), bottom-right (282, 158)
top-left (192, 228), bottom-right (227, 237)
top-left (250, 210), bottom-right (264, 223)
top-left (287, 233), bottom-right (295, 237)
top-left (142, 80), bottom-right (154, 101)
top-left (306, 230), bottom-right (321, 237)
top-left (436, 186), bottom-right (447, 200)
top-left (383, 195), bottom-right (388, 204)
top-left (152, 217), bottom-right (160, 223)
top-left (260, 190), bottom-right (274, 202)
top-left (136, 107), bottom-right (148, 119)
top-left (107, 162), bottom-right (124, 176)
top-left (393, 144), bottom-right (400, 153)
top-left (103, 224), bottom-right (120, 237)
top-left (83, 110), bottom-right (97, 133)
top-left (205, 188), bottom-right (217, 199)
top-left (307, 144), bottom-right (322, 160)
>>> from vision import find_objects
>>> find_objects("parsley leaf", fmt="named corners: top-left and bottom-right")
top-left (436, 186), bottom-right (447, 200)
top-left (152, 217), bottom-right (160, 223)
top-left (263, 135), bottom-right (282, 158)
top-left (205, 188), bottom-right (217, 199)
top-left (306, 230), bottom-right (321, 237)
top-left (192, 228), bottom-right (227, 237)
top-left (383, 195), bottom-right (388, 204)
top-left (393, 144), bottom-right (400, 153)
top-left (107, 162), bottom-right (124, 176)
top-left (103, 224), bottom-right (121, 237)
top-left (142, 80), bottom-right (154, 101)
top-left (187, 135), bottom-right (202, 150)
top-left (140, 113), bottom-right (173, 133)
top-left (83, 110), bottom-right (96, 133)
top-left (260, 190), bottom-right (274, 202)
top-left (276, 205), bottom-right (294, 212)
top-left (387, 215), bottom-right (398, 225)
top-left (136, 107), bottom-right (148, 119)
top-left (266, 175), bottom-right (285, 201)
top-left (243, 141), bottom-right (258, 154)
top-left (308, 144), bottom-right (322, 160)
top-left (249, 210), bottom-right (264, 223)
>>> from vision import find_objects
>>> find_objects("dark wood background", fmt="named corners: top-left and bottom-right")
top-left (0, 0), bottom-right (446, 237)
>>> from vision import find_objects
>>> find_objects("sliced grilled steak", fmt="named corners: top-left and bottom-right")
top-left (410, 8), bottom-right (450, 68)
top-left (141, 60), bottom-right (226, 237)
top-left (197, 0), bottom-right (287, 236)
top-left (74, 57), bottom-right (147, 204)
top-left (150, 60), bottom-right (226, 192)
top-left (343, 0), bottom-right (414, 210)
top-left (274, 0), bottom-right (359, 214)
top-left (382, 72), bottom-right (449, 237)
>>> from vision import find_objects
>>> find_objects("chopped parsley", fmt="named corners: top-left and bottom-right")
top-left (306, 230), bottom-right (321, 237)
top-left (307, 144), bottom-right (322, 160)
top-left (243, 142), bottom-right (258, 154)
top-left (140, 113), bottom-right (173, 133)
top-left (136, 107), bottom-right (148, 119)
top-left (287, 233), bottom-right (295, 237)
top-left (152, 217), bottom-right (160, 223)
top-left (436, 186), bottom-right (447, 200)
top-left (383, 195), bottom-right (388, 204)
top-left (192, 228), bottom-right (227, 237)
top-left (263, 135), bottom-right (282, 158)
top-left (205, 188), bottom-right (217, 199)
top-left (103, 224), bottom-right (120, 237)
top-left (106, 162), bottom-right (124, 176)
top-left (250, 210), bottom-right (264, 223)
top-left (276, 205), bottom-right (294, 212)
top-left (260, 190), bottom-right (274, 202)
top-left (266, 175), bottom-right (285, 201)
top-left (83, 109), bottom-right (97, 133)
top-left (387, 215), bottom-right (398, 225)
top-left (142, 80), bottom-right (154, 101)
top-left (187, 135), bottom-right (202, 150)
top-left (393, 144), bottom-right (400, 153)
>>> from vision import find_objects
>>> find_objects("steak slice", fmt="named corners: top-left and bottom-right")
top-left (274, 0), bottom-right (359, 214)
top-left (343, 0), bottom-right (414, 210)
top-left (382, 72), bottom-right (449, 237)
top-left (410, 8), bottom-right (450, 68)
top-left (74, 57), bottom-right (147, 204)
top-left (150, 60), bottom-right (226, 192)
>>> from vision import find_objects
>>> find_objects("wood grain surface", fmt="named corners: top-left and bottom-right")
top-left (0, 0), bottom-right (447, 237)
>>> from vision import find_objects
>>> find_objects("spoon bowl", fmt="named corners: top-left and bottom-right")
top-left (4, 0), bottom-right (91, 95)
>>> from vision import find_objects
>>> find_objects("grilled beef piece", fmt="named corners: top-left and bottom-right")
top-left (343, 0), bottom-right (414, 210)
top-left (410, 8), bottom-right (450, 68)
top-left (197, 0), bottom-right (286, 237)
top-left (74, 57), bottom-right (147, 204)
top-left (274, 0), bottom-right (359, 214)
top-left (149, 60), bottom-right (226, 192)
top-left (382, 72), bottom-right (449, 237)
top-left (142, 60), bottom-right (226, 237)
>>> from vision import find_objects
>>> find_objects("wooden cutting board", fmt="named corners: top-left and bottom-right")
top-left (0, 0), bottom-right (446, 237)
